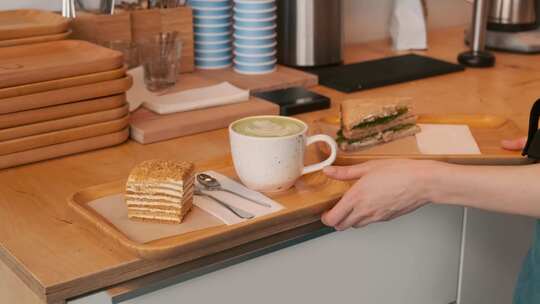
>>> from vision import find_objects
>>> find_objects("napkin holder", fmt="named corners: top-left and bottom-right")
top-left (523, 98), bottom-right (540, 160)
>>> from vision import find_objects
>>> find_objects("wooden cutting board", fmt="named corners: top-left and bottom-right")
top-left (0, 40), bottom-right (124, 89)
top-left (129, 98), bottom-right (280, 144)
top-left (0, 76), bottom-right (132, 114)
top-left (196, 65), bottom-right (319, 93)
top-left (0, 104), bottom-right (129, 141)
top-left (0, 66), bottom-right (126, 99)
top-left (0, 115), bottom-right (129, 156)
top-left (0, 129), bottom-right (129, 170)
top-left (69, 165), bottom-right (349, 259)
top-left (0, 94), bottom-right (126, 129)
top-left (0, 10), bottom-right (69, 40)
top-left (0, 30), bottom-right (71, 48)
top-left (314, 114), bottom-right (530, 166)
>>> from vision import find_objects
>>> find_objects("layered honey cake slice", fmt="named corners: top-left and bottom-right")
top-left (125, 160), bottom-right (194, 224)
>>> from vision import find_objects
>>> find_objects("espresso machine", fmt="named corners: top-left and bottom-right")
top-left (459, 0), bottom-right (540, 67)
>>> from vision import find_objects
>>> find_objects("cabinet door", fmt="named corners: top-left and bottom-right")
top-left (115, 205), bottom-right (462, 304)
top-left (459, 208), bottom-right (535, 304)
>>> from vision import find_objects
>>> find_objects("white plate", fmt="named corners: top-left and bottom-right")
top-left (197, 47), bottom-right (233, 53)
top-left (195, 22), bottom-right (232, 28)
top-left (195, 39), bottom-right (232, 45)
top-left (195, 14), bottom-right (232, 19)
top-left (234, 66), bottom-right (276, 75)
top-left (233, 24), bottom-right (276, 31)
top-left (195, 30), bottom-right (233, 37)
top-left (233, 15), bottom-right (276, 22)
top-left (196, 55), bottom-right (233, 62)
top-left (233, 41), bottom-right (277, 48)
top-left (233, 58), bottom-right (277, 66)
top-left (233, 33), bottom-right (276, 40)
top-left (234, 50), bottom-right (276, 57)
top-left (197, 63), bottom-right (233, 70)
top-left (191, 5), bottom-right (233, 11)
top-left (233, 6), bottom-right (276, 13)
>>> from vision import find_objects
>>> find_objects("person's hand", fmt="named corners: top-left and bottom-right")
top-left (501, 137), bottom-right (527, 151)
top-left (321, 160), bottom-right (442, 231)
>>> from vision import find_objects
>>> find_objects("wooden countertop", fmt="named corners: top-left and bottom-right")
top-left (2, 26), bottom-right (540, 304)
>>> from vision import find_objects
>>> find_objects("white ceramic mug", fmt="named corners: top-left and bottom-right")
top-left (229, 115), bottom-right (338, 192)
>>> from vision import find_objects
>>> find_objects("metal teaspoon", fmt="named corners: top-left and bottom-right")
top-left (197, 173), bottom-right (272, 208)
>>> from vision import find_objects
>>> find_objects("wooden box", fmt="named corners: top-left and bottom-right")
top-left (70, 7), bottom-right (194, 73)
top-left (70, 11), bottom-right (132, 45)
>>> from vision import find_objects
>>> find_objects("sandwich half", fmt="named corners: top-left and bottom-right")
top-left (337, 98), bottom-right (421, 151)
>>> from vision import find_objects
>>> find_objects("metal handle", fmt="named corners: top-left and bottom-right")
top-left (457, 0), bottom-right (495, 67)
top-left (470, 0), bottom-right (489, 53)
top-left (218, 188), bottom-right (272, 208)
top-left (62, 0), bottom-right (76, 18)
top-left (195, 191), bottom-right (255, 219)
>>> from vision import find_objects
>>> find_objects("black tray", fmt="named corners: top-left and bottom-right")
top-left (303, 54), bottom-right (465, 93)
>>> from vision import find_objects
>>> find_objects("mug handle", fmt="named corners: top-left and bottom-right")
top-left (301, 134), bottom-right (338, 175)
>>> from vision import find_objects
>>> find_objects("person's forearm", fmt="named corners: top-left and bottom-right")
top-left (426, 162), bottom-right (540, 217)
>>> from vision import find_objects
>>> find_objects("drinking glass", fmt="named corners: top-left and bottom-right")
top-left (138, 32), bottom-right (182, 92)
top-left (102, 40), bottom-right (140, 69)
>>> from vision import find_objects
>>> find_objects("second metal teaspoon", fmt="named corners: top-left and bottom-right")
top-left (197, 173), bottom-right (272, 208)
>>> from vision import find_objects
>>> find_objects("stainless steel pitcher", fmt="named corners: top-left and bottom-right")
top-left (276, 0), bottom-right (343, 67)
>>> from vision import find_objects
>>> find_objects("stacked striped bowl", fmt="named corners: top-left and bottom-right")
top-left (190, 0), bottom-right (234, 69)
top-left (233, 0), bottom-right (277, 75)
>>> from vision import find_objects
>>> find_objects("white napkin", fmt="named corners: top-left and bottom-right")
top-left (126, 67), bottom-right (147, 112)
top-left (415, 124), bottom-right (481, 155)
top-left (194, 171), bottom-right (284, 225)
top-left (389, 0), bottom-right (427, 50)
top-left (126, 67), bottom-right (249, 114)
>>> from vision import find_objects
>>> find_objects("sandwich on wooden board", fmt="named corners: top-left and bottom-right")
top-left (338, 98), bottom-right (421, 151)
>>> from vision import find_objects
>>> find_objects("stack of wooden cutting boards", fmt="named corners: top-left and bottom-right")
top-left (0, 9), bottom-right (71, 47)
top-left (0, 40), bottom-right (132, 170)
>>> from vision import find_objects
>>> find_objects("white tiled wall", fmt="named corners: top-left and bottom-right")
top-left (1, 0), bottom-right (472, 43)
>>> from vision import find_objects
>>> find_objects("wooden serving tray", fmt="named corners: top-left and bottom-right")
top-left (0, 9), bottom-right (69, 40)
top-left (0, 104), bottom-right (128, 142)
top-left (314, 114), bottom-right (530, 166)
top-left (0, 66), bottom-right (126, 99)
top-left (130, 98), bottom-right (279, 144)
top-left (69, 166), bottom-right (349, 259)
top-left (0, 94), bottom-right (126, 129)
top-left (0, 30), bottom-right (70, 48)
top-left (0, 115), bottom-right (129, 155)
top-left (0, 76), bottom-right (132, 114)
top-left (0, 128), bottom-right (129, 170)
top-left (0, 40), bottom-right (124, 89)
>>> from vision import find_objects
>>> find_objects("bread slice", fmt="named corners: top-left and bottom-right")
top-left (341, 98), bottom-right (411, 132)
top-left (125, 159), bottom-right (195, 224)
top-left (339, 124), bottom-right (421, 152)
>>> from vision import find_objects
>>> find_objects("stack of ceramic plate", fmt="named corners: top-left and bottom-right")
top-left (0, 40), bottom-right (131, 169)
top-left (0, 10), bottom-right (71, 48)
top-left (232, 0), bottom-right (277, 75)
top-left (189, 0), bottom-right (234, 69)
